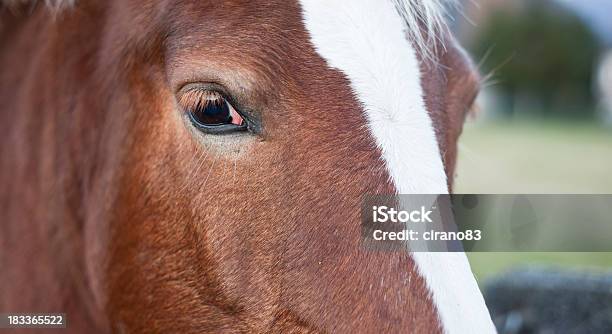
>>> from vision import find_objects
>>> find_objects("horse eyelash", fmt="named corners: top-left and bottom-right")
top-left (178, 89), bottom-right (226, 113)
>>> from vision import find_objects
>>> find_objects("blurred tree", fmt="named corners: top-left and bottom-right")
top-left (471, 0), bottom-right (601, 118)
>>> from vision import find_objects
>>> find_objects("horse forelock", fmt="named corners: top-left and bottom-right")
top-left (392, 0), bottom-right (456, 60)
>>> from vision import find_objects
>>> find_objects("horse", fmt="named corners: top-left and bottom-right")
top-left (0, 0), bottom-right (495, 333)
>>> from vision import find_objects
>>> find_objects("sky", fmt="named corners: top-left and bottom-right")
top-left (556, 0), bottom-right (612, 45)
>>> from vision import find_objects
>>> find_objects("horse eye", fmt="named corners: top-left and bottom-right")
top-left (179, 89), bottom-right (247, 134)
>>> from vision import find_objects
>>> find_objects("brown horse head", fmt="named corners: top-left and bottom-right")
top-left (0, 0), bottom-right (493, 333)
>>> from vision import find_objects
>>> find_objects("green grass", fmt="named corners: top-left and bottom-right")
top-left (455, 121), bottom-right (612, 194)
top-left (454, 121), bottom-right (612, 281)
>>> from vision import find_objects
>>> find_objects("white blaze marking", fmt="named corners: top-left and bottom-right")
top-left (299, 0), bottom-right (496, 333)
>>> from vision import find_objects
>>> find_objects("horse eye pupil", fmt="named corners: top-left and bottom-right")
top-left (193, 99), bottom-right (231, 125)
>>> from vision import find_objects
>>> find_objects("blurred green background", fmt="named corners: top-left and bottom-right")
top-left (450, 0), bottom-right (612, 281)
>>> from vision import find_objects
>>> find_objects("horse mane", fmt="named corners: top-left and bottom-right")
top-left (392, 0), bottom-right (455, 58)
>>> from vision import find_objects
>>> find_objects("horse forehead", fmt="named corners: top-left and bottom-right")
top-left (298, 0), bottom-right (448, 194)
